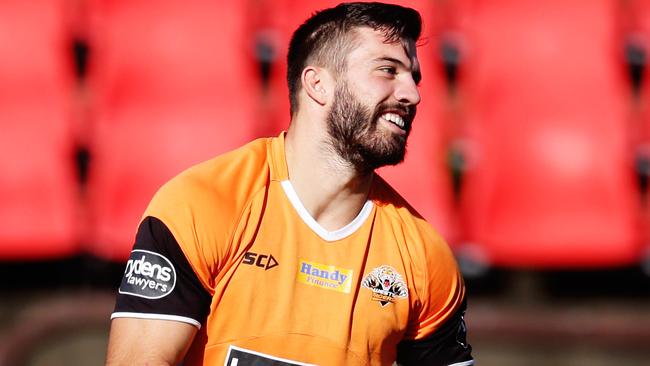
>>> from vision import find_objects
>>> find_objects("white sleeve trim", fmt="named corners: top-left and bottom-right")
top-left (449, 360), bottom-right (474, 366)
top-left (111, 312), bottom-right (201, 329)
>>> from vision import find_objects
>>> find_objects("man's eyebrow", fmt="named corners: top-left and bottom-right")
top-left (373, 57), bottom-right (422, 85)
top-left (373, 56), bottom-right (407, 67)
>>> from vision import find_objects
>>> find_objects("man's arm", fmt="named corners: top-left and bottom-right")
top-left (396, 299), bottom-right (473, 366)
top-left (106, 216), bottom-right (213, 365)
top-left (106, 318), bottom-right (197, 365)
top-left (396, 228), bottom-right (473, 366)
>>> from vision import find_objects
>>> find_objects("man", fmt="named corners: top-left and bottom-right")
top-left (105, 2), bottom-right (473, 365)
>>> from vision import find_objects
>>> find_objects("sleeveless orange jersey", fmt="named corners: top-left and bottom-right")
top-left (113, 133), bottom-right (471, 365)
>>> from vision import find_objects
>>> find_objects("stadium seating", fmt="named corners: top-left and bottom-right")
top-left (84, 0), bottom-right (266, 261)
top-left (628, 0), bottom-right (650, 144)
top-left (625, 0), bottom-right (650, 44)
top-left (262, 0), bottom-right (458, 240)
top-left (452, 0), bottom-right (643, 270)
top-left (0, 0), bottom-right (80, 259)
top-left (627, 0), bottom-right (650, 273)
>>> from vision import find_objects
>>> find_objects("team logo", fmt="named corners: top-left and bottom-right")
top-left (118, 249), bottom-right (176, 299)
top-left (361, 265), bottom-right (408, 306)
top-left (296, 259), bottom-right (353, 293)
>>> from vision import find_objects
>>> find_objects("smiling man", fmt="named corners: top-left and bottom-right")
top-left (105, 2), bottom-right (473, 365)
top-left (321, 27), bottom-right (420, 172)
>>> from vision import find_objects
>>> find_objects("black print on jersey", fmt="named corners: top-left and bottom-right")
top-left (225, 346), bottom-right (313, 366)
top-left (118, 249), bottom-right (177, 299)
top-left (242, 252), bottom-right (279, 271)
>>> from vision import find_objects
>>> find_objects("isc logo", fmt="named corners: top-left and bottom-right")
top-left (242, 252), bottom-right (279, 271)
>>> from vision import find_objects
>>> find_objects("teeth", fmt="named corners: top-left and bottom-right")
top-left (382, 113), bottom-right (405, 129)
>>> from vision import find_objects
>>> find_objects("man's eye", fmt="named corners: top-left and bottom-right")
top-left (380, 67), bottom-right (397, 75)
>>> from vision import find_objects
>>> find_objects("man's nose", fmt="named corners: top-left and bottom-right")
top-left (394, 76), bottom-right (421, 106)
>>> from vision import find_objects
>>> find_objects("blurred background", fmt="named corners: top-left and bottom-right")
top-left (1, 0), bottom-right (649, 364)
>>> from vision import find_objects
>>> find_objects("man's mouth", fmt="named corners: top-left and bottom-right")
top-left (381, 112), bottom-right (406, 130)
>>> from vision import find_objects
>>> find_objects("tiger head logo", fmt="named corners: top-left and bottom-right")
top-left (361, 265), bottom-right (408, 307)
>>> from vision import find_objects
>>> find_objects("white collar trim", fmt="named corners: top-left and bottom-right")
top-left (280, 180), bottom-right (373, 242)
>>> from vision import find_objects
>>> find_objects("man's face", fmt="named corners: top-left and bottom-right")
top-left (325, 27), bottom-right (421, 172)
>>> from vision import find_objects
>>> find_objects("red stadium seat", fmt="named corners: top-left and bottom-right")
top-left (84, 0), bottom-right (266, 261)
top-left (627, 0), bottom-right (650, 272)
top-left (452, 0), bottom-right (643, 270)
top-left (0, 0), bottom-right (80, 259)
top-left (262, 0), bottom-right (458, 241)
top-left (627, 0), bottom-right (650, 144)
top-left (625, 0), bottom-right (650, 48)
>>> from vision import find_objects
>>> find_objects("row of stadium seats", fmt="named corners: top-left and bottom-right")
top-left (448, 0), bottom-right (646, 274)
top-left (2, 0), bottom-right (650, 275)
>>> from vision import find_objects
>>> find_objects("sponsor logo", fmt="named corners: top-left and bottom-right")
top-left (296, 260), bottom-right (353, 293)
top-left (242, 251), bottom-right (279, 270)
top-left (361, 265), bottom-right (408, 306)
top-left (224, 345), bottom-right (315, 366)
top-left (118, 249), bottom-right (176, 299)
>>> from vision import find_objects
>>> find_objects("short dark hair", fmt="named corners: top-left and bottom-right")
top-left (286, 2), bottom-right (422, 116)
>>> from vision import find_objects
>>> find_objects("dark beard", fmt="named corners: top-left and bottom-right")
top-left (326, 82), bottom-right (414, 173)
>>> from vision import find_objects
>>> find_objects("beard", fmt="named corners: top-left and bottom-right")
top-left (326, 81), bottom-right (416, 173)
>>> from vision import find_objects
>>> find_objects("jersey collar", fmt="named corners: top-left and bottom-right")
top-left (269, 132), bottom-right (375, 241)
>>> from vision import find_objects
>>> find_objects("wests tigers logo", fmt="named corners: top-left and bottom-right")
top-left (361, 265), bottom-right (408, 307)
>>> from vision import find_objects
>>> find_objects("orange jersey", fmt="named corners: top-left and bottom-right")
top-left (113, 133), bottom-right (471, 365)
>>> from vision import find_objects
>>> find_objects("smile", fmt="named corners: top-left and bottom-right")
top-left (381, 112), bottom-right (406, 129)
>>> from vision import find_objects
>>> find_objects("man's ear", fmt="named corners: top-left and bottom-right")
top-left (301, 66), bottom-right (332, 106)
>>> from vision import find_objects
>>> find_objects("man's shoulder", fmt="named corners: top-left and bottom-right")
top-left (370, 174), bottom-right (449, 248)
top-left (146, 137), bottom-right (272, 219)
top-left (179, 136), bottom-right (270, 186)
top-left (370, 175), bottom-right (427, 226)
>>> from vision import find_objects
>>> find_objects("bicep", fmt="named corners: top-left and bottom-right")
top-left (106, 317), bottom-right (197, 365)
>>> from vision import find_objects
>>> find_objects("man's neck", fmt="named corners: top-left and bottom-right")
top-left (284, 116), bottom-right (374, 232)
